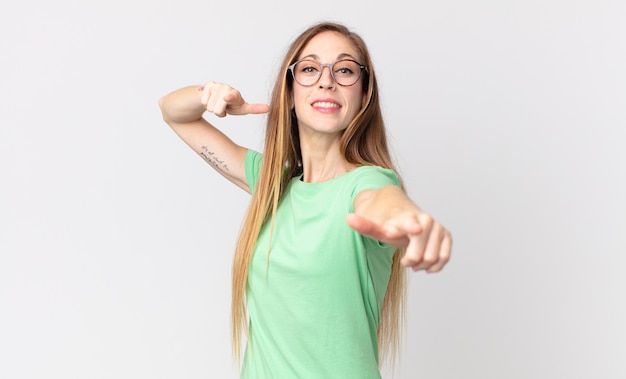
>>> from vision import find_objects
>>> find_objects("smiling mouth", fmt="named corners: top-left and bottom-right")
top-left (312, 101), bottom-right (340, 109)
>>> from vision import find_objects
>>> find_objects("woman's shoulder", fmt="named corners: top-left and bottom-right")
top-left (351, 164), bottom-right (399, 180)
top-left (347, 164), bottom-right (401, 188)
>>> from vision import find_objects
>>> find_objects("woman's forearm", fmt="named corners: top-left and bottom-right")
top-left (354, 185), bottom-right (420, 223)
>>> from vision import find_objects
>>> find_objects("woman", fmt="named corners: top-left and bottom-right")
top-left (159, 21), bottom-right (452, 378)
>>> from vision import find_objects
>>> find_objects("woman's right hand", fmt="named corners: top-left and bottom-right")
top-left (159, 82), bottom-right (269, 193)
top-left (200, 82), bottom-right (270, 118)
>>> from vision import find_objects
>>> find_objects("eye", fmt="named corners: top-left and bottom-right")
top-left (334, 60), bottom-right (359, 77)
top-left (296, 61), bottom-right (320, 75)
top-left (336, 67), bottom-right (355, 74)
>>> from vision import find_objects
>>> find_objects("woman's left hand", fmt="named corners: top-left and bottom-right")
top-left (347, 207), bottom-right (452, 273)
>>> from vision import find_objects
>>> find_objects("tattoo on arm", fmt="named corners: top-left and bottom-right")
top-left (199, 146), bottom-right (229, 171)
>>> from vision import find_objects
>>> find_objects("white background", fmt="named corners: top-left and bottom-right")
top-left (1, 0), bottom-right (624, 378)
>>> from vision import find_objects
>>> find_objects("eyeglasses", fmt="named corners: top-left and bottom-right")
top-left (287, 59), bottom-right (367, 87)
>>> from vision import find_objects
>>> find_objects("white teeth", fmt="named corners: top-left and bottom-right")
top-left (312, 101), bottom-right (339, 108)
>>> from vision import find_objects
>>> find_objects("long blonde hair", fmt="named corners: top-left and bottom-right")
top-left (231, 21), bottom-right (407, 366)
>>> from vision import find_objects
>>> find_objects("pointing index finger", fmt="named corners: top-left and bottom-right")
top-left (246, 103), bottom-right (270, 115)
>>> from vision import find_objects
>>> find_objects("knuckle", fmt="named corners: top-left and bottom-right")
top-left (439, 250), bottom-right (451, 263)
top-left (402, 254), bottom-right (418, 266)
top-left (422, 255), bottom-right (437, 265)
top-left (418, 214), bottom-right (434, 230)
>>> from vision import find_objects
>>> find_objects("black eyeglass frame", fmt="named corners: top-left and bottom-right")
top-left (287, 59), bottom-right (368, 87)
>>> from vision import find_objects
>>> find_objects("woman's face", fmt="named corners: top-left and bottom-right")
top-left (291, 31), bottom-right (365, 138)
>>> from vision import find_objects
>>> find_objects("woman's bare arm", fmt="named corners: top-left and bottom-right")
top-left (348, 185), bottom-right (452, 273)
top-left (159, 82), bottom-right (269, 193)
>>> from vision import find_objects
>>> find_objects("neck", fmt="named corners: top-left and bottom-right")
top-left (298, 131), bottom-right (356, 183)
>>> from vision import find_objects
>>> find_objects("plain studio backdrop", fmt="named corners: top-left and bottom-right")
top-left (1, 0), bottom-right (624, 378)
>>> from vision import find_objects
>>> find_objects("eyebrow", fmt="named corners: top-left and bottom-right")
top-left (299, 53), bottom-right (357, 61)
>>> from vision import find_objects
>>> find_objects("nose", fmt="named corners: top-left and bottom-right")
top-left (318, 65), bottom-right (335, 89)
